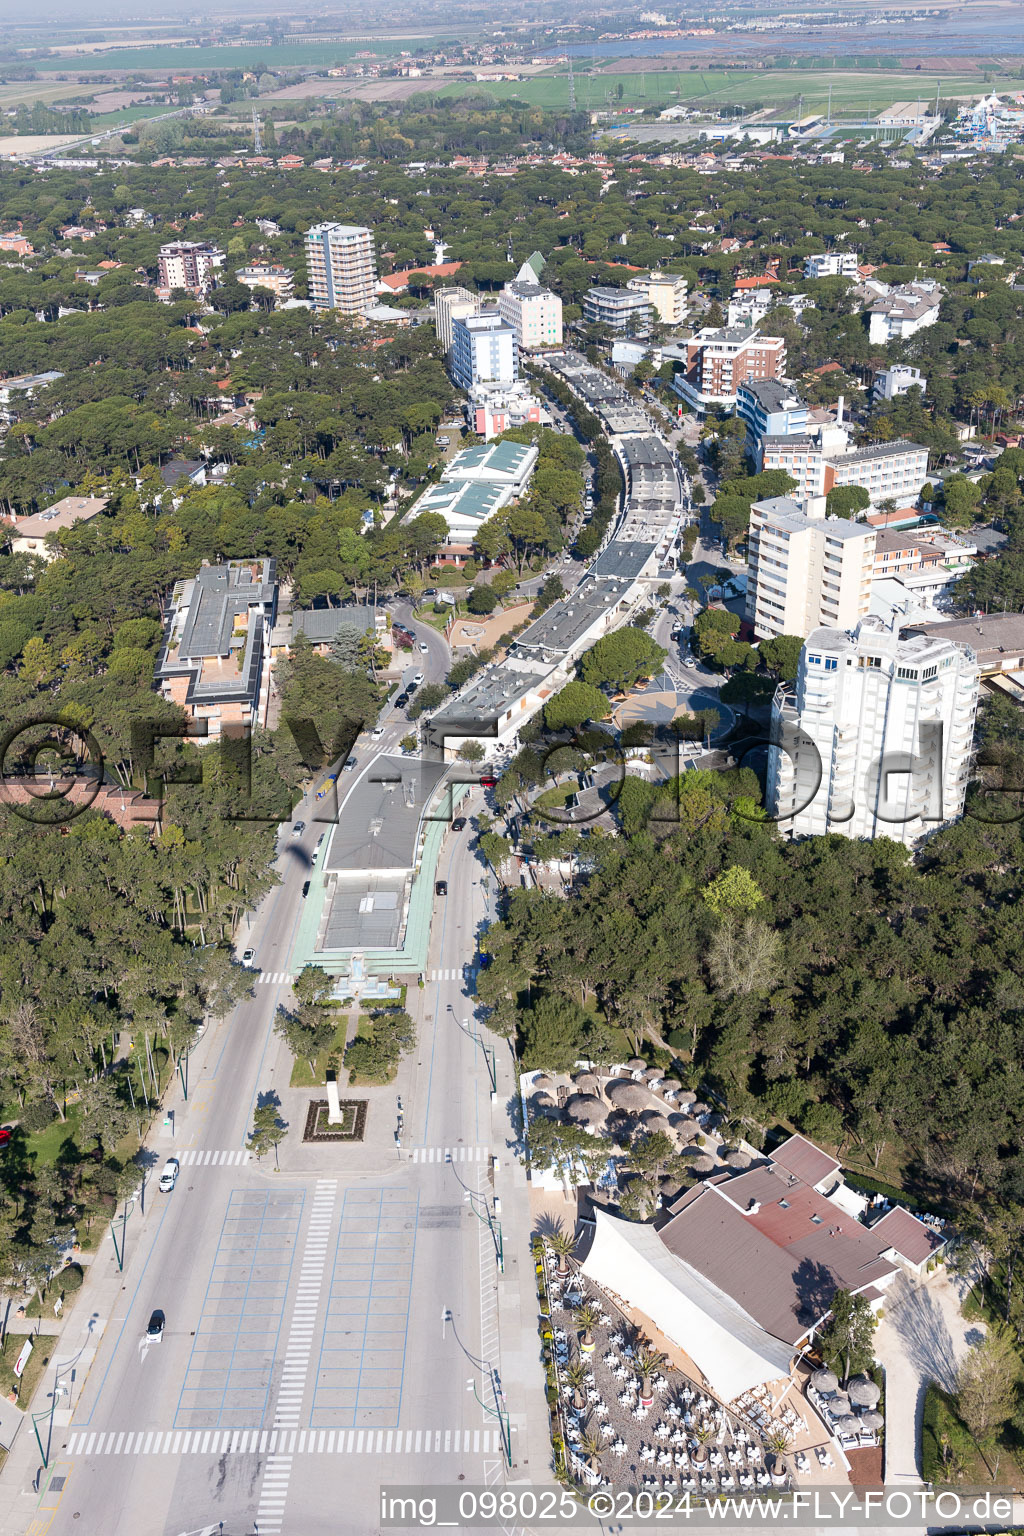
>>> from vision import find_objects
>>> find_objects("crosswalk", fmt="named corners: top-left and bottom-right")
top-left (256, 972), bottom-right (294, 986)
top-left (63, 1427), bottom-right (503, 1457)
top-left (428, 967), bottom-right (467, 982)
top-left (275, 1180), bottom-right (335, 1430)
top-left (408, 1145), bottom-right (489, 1165)
top-left (174, 1149), bottom-right (250, 1167)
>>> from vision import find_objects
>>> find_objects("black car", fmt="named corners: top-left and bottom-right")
top-left (302, 881), bottom-right (310, 898)
top-left (395, 692), bottom-right (410, 708)
top-left (435, 880), bottom-right (448, 896)
top-left (147, 1309), bottom-right (165, 1343)
top-left (451, 817), bottom-right (466, 832)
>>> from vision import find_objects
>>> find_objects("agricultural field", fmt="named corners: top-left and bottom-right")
top-left (21, 38), bottom-right (449, 73)
top-left (438, 65), bottom-right (1024, 115)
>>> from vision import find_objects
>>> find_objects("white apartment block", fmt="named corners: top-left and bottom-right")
top-left (435, 284), bottom-right (480, 356)
top-left (803, 252), bottom-right (860, 280)
top-left (236, 264), bottom-right (295, 304)
top-left (304, 223), bottom-right (377, 315)
top-left (872, 364), bottom-right (927, 403)
top-left (762, 424), bottom-right (930, 504)
top-left (157, 241), bottom-right (224, 294)
top-left (451, 311), bottom-right (518, 391)
top-left (497, 279), bottom-right (563, 350)
top-left (867, 281), bottom-right (942, 345)
top-left (628, 271), bottom-right (689, 326)
top-left (767, 617), bottom-right (979, 845)
top-left (745, 495), bottom-right (876, 640)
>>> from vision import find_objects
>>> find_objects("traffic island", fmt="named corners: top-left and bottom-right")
top-left (302, 1098), bottom-right (367, 1143)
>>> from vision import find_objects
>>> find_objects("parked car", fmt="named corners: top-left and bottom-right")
top-left (158, 1158), bottom-right (179, 1194)
top-left (242, 948), bottom-right (255, 965)
top-left (147, 1310), bottom-right (165, 1343)
top-left (412, 672), bottom-right (424, 686)
top-left (451, 817), bottom-right (466, 832)
top-left (435, 880), bottom-right (448, 896)
top-left (0, 1127), bottom-right (11, 1149)
top-left (301, 881), bottom-right (310, 898)
top-left (342, 756), bottom-right (357, 771)
top-left (479, 774), bottom-right (498, 789)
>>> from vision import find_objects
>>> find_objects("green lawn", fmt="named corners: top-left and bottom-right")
top-left (439, 67), bottom-right (1023, 116)
top-left (288, 1014), bottom-right (351, 1088)
top-left (0, 1330), bottom-right (52, 1409)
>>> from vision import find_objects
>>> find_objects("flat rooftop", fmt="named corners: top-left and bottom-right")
top-left (325, 754), bottom-right (449, 876)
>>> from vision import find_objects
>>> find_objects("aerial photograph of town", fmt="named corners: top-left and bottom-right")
top-left (8, 0), bottom-right (1024, 1532)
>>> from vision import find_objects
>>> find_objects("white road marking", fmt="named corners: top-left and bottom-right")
top-left (175, 1149), bottom-right (250, 1167)
top-left (409, 1145), bottom-right (488, 1164)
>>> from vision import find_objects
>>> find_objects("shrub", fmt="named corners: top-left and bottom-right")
top-left (59, 1263), bottom-right (84, 1293)
top-left (21, 1098), bottom-right (57, 1132)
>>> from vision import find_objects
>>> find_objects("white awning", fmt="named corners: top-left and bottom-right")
top-left (580, 1208), bottom-right (794, 1403)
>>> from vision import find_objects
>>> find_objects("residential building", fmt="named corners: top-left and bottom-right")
top-left (466, 382), bottom-right (547, 440)
top-left (155, 560), bottom-right (278, 735)
top-left (497, 279), bottom-right (563, 350)
top-left (157, 241), bottom-right (225, 294)
top-left (408, 439), bottom-right (539, 551)
top-left (5, 495), bottom-right (108, 561)
top-left (761, 424), bottom-right (930, 503)
top-left (0, 371), bottom-right (64, 419)
top-left (867, 280), bottom-right (942, 345)
top-left (235, 263), bottom-right (295, 304)
top-left (904, 613), bottom-right (1024, 678)
top-left (766, 617), bottom-right (979, 844)
top-left (450, 311), bottom-right (518, 391)
top-left (434, 284), bottom-right (480, 357)
top-left (377, 260), bottom-right (463, 296)
top-left (803, 251), bottom-right (859, 279)
top-left (671, 325), bottom-right (786, 414)
top-left (745, 494), bottom-right (877, 640)
top-left (627, 271), bottom-right (689, 326)
top-left (726, 287), bottom-right (773, 328)
top-left (869, 529), bottom-right (976, 618)
top-left (0, 234), bottom-right (33, 256)
top-left (125, 207), bottom-right (153, 227)
top-left (582, 285), bottom-right (653, 335)
top-left (736, 379), bottom-right (807, 450)
top-left (303, 223), bottom-right (377, 315)
top-left (872, 364), bottom-right (927, 403)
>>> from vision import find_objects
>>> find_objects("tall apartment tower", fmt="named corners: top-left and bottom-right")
top-left (497, 280), bottom-right (563, 350)
top-left (767, 617), bottom-right (978, 846)
top-left (435, 284), bottom-right (480, 356)
top-left (450, 311), bottom-right (518, 391)
top-left (304, 223), bottom-right (377, 315)
top-left (745, 495), bottom-right (876, 641)
top-left (157, 241), bottom-right (224, 294)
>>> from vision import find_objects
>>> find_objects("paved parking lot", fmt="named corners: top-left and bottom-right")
top-left (312, 1186), bottom-right (419, 1430)
top-left (175, 1188), bottom-right (304, 1429)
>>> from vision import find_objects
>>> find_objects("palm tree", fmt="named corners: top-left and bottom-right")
top-left (574, 1301), bottom-right (602, 1353)
top-left (764, 1426), bottom-right (792, 1456)
top-left (634, 1344), bottom-right (668, 1405)
top-left (544, 1224), bottom-right (577, 1277)
top-left (577, 1422), bottom-right (604, 1478)
top-left (692, 1421), bottom-right (715, 1464)
top-left (563, 1357), bottom-right (589, 1411)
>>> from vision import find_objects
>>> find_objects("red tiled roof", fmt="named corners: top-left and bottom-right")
top-left (379, 261), bottom-right (463, 292)
top-left (735, 275), bottom-right (779, 290)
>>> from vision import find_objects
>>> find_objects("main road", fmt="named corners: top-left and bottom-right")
top-left (27, 614), bottom-right (533, 1536)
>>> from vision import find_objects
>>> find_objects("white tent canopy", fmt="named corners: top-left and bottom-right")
top-left (580, 1209), bottom-right (794, 1403)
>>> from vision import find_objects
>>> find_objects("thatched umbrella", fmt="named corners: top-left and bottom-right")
top-left (830, 1394), bottom-right (852, 1418)
top-left (724, 1149), bottom-right (751, 1170)
top-left (690, 1101), bottom-right (709, 1117)
top-left (669, 1115), bottom-right (700, 1143)
top-left (607, 1079), bottom-right (651, 1112)
top-left (689, 1154), bottom-right (716, 1175)
top-left (640, 1111), bottom-right (672, 1137)
top-left (531, 1092), bottom-right (558, 1115)
top-left (658, 1077), bottom-right (683, 1097)
top-left (565, 1093), bottom-right (608, 1128)
top-left (859, 1410), bottom-right (884, 1431)
top-left (834, 1415), bottom-right (860, 1436)
top-left (811, 1368), bottom-right (838, 1394)
top-left (847, 1377), bottom-right (880, 1409)
top-left (660, 1177), bottom-right (685, 1201)
top-left (531, 1074), bottom-right (552, 1092)
top-left (705, 1111), bottom-right (726, 1131)
top-left (644, 1066), bottom-right (664, 1084)
top-left (627, 1056), bottom-right (647, 1070)
top-left (574, 1071), bottom-right (602, 1098)
top-left (676, 1090), bottom-right (697, 1106)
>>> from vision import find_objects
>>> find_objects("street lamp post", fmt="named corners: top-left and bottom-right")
top-left (463, 1189), bottom-right (503, 1273)
top-left (467, 1376), bottom-right (512, 1467)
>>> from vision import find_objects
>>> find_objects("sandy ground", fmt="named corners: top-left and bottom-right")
top-left (448, 601), bottom-right (534, 651)
top-left (873, 1268), bottom-right (982, 1486)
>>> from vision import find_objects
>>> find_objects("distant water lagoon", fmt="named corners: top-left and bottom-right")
top-left (544, 8), bottom-right (1024, 59)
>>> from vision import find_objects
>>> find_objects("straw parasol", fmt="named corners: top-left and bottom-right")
top-left (574, 1071), bottom-right (602, 1098)
top-left (531, 1092), bottom-right (558, 1114)
top-left (676, 1090), bottom-right (697, 1106)
top-left (607, 1079), bottom-right (652, 1111)
top-left (690, 1101), bottom-right (709, 1117)
top-left (689, 1154), bottom-right (716, 1175)
top-left (847, 1377), bottom-right (880, 1409)
top-left (644, 1066), bottom-right (664, 1084)
top-left (830, 1395), bottom-right (852, 1418)
top-left (565, 1093), bottom-right (608, 1127)
top-left (531, 1074), bottom-right (552, 1092)
top-left (659, 1077), bottom-right (683, 1097)
top-left (834, 1415), bottom-right (860, 1435)
top-left (811, 1368), bottom-right (838, 1394)
top-left (669, 1115), bottom-right (700, 1143)
top-left (640, 1111), bottom-right (672, 1137)
top-left (859, 1410), bottom-right (884, 1431)
top-left (627, 1057), bottom-right (647, 1073)
top-left (724, 1149), bottom-right (751, 1170)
